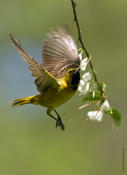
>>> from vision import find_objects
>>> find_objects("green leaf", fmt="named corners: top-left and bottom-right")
top-left (106, 108), bottom-right (121, 126)
top-left (83, 91), bottom-right (102, 102)
top-left (99, 82), bottom-right (106, 92)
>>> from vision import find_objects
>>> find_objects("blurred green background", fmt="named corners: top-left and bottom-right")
top-left (0, 0), bottom-right (127, 174)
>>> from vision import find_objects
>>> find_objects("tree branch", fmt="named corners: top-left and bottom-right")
top-left (71, 0), bottom-right (104, 96)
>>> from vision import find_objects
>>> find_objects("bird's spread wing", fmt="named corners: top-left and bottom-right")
top-left (35, 27), bottom-right (80, 92)
top-left (42, 26), bottom-right (80, 77)
top-left (10, 33), bottom-right (59, 91)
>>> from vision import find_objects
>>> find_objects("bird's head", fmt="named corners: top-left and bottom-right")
top-left (66, 68), bottom-right (80, 90)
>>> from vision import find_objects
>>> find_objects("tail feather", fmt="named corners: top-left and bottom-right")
top-left (12, 95), bottom-right (37, 107)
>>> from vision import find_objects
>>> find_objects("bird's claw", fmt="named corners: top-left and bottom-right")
top-left (56, 118), bottom-right (65, 130)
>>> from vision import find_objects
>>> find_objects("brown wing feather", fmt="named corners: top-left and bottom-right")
top-left (10, 33), bottom-right (41, 77)
top-left (42, 26), bottom-right (80, 77)
top-left (10, 33), bottom-right (59, 92)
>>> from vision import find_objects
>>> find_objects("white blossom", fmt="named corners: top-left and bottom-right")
top-left (79, 83), bottom-right (90, 95)
top-left (100, 100), bottom-right (110, 111)
top-left (78, 83), bottom-right (90, 95)
top-left (79, 79), bottom-right (85, 87)
top-left (82, 72), bottom-right (91, 82)
top-left (78, 72), bottom-right (91, 95)
top-left (78, 50), bottom-right (110, 123)
top-left (87, 110), bottom-right (104, 122)
top-left (78, 85), bottom-right (83, 95)
top-left (83, 83), bottom-right (90, 94)
top-left (80, 58), bottom-right (88, 71)
top-left (79, 52), bottom-right (83, 60)
top-left (87, 100), bottom-right (110, 122)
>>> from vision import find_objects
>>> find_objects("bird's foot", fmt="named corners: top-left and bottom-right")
top-left (56, 117), bottom-right (65, 131)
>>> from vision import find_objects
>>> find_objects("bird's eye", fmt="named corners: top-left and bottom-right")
top-left (69, 70), bottom-right (73, 74)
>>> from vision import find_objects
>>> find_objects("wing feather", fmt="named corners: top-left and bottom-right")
top-left (10, 33), bottom-right (59, 91)
top-left (10, 27), bottom-right (80, 93)
top-left (42, 27), bottom-right (80, 77)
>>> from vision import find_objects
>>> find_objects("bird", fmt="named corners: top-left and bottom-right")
top-left (10, 27), bottom-right (80, 130)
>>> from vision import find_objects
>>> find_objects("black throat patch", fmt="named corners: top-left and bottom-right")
top-left (71, 70), bottom-right (80, 90)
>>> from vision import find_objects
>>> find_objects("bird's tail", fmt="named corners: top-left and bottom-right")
top-left (12, 95), bottom-right (39, 107)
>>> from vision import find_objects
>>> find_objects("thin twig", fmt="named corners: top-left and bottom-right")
top-left (71, 0), bottom-right (104, 96)
top-left (78, 102), bottom-right (93, 110)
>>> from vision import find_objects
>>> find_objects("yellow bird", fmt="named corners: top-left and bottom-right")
top-left (10, 27), bottom-right (80, 130)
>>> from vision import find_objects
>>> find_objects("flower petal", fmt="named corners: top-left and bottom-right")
top-left (82, 72), bottom-right (91, 82)
top-left (80, 58), bottom-right (88, 71)
top-left (87, 110), bottom-right (104, 122)
top-left (100, 100), bottom-right (110, 111)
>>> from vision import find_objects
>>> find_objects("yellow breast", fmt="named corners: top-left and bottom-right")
top-left (38, 78), bottom-right (76, 108)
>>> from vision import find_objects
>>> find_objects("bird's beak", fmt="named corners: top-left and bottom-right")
top-left (75, 67), bottom-right (80, 72)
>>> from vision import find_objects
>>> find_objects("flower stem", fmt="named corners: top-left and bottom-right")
top-left (71, 0), bottom-right (104, 97)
